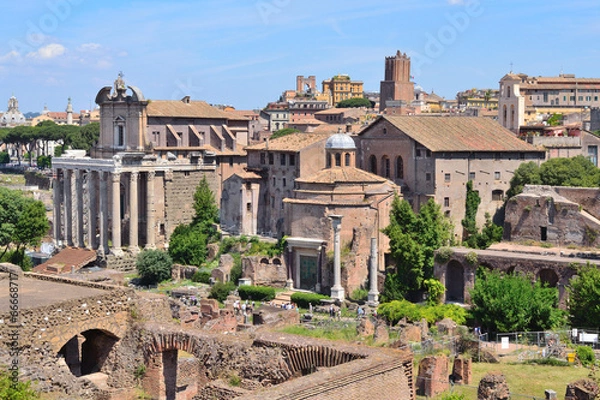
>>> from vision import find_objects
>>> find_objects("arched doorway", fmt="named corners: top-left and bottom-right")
top-left (446, 260), bottom-right (465, 302)
top-left (58, 329), bottom-right (118, 377)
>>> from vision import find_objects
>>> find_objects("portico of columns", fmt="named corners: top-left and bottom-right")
top-left (52, 165), bottom-right (156, 256)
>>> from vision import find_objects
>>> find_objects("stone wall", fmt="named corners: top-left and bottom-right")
top-left (417, 355), bottom-right (449, 397)
top-left (25, 170), bottom-right (51, 190)
top-left (242, 256), bottom-right (287, 287)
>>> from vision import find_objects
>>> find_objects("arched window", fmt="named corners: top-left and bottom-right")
top-left (369, 155), bottom-right (377, 174)
top-left (335, 153), bottom-right (341, 167)
top-left (344, 152), bottom-right (350, 166)
top-left (503, 105), bottom-right (507, 126)
top-left (381, 156), bottom-right (390, 178)
top-left (396, 156), bottom-right (404, 180)
top-left (510, 105), bottom-right (515, 129)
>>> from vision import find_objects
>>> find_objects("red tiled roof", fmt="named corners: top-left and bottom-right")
top-left (147, 100), bottom-right (248, 120)
top-left (372, 115), bottom-right (542, 153)
top-left (245, 132), bottom-right (330, 152)
top-left (34, 247), bottom-right (97, 275)
top-left (295, 166), bottom-right (388, 184)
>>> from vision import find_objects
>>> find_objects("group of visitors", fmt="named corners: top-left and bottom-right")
top-left (179, 295), bottom-right (198, 306)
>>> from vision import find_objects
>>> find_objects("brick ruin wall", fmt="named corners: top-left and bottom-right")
top-left (163, 170), bottom-right (219, 240)
top-left (242, 256), bottom-right (288, 287)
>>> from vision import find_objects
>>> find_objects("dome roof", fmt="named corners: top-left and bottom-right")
top-left (325, 133), bottom-right (355, 150)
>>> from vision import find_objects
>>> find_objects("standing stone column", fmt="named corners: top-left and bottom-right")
top-left (99, 171), bottom-right (109, 255)
top-left (75, 169), bottom-right (85, 248)
top-left (145, 171), bottom-right (156, 249)
top-left (52, 169), bottom-right (62, 246)
top-left (63, 169), bottom-right (73, 246)
top-left (111, 172), bottom-right (123, 256)
top-left (129, 171), bottom-right (139, 252)
top-left (287, 246), bottom-right (295, 289)
top-left (329, 215), bottom-right (345, 301)
top-left (368, 237), bottom-right (380, 306)
top-left (88, 170), bottom-right (98, 250)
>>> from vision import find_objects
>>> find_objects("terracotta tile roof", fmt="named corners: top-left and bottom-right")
top-left (245, 133), bottom-right (330, 152)
top-left (45, 112), bottom-right (80, 119)
top-left (295, 166), bottom-right (389, 184)
top-left (234, 171), bottom-right (262, 180)
top-left (290, 118), bottom-right (324, 125)
top-left (34, 247), bottom-right (97, 275)
top-left (314, 108), bottom-right (352, 115)
top-left (311, 124), bottom-right (362, 134)
top-left (147, 100), bottom-right (248, 120)
top-left (374, 115), bottom-right (542, 153)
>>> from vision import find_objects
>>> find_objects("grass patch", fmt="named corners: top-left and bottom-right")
top-left (0, 173), bottom-right (25, 186)
top-left (279, 323), bottom-right (363, 342)
top-left (427, 362), bottom-right (591, 399)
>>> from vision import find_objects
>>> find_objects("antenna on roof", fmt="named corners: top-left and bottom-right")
top-left (509, 62), bottom-right (513, 73)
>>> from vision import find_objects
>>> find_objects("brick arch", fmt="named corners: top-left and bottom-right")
top-left (51, 316), bottom-right (127, 354)
top-left (283, 345), bottom-right (364, 376)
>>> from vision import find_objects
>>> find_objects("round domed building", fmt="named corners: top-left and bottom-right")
top-left (284, 132), bottom-right (400, 300)
top-left (0, 95), bottom-right (27, 127)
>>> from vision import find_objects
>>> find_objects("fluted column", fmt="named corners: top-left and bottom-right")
top-left (75, 169), bottom-right (85, 248)
top-left (129, 171), bottom-right (139, 252)
top-left (368, 237), bottom-right (380, 306)
top-left (329, 215), bottom-right (345, 300)
top-left (88, 170), bottom-right (98, 250)
top-left (52, 169), bottom-right (62, 246)
top-left (145, 171), bottom-right (156, 249)
top-left (63, 169), bottom-right (73, 246)
top-left (111, 172), bottom-right (123, 256)
top-left (99, 171), bottom-right (109, 255)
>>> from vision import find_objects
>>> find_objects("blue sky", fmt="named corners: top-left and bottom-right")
top-left (0, 0), bottom-right (598, 113)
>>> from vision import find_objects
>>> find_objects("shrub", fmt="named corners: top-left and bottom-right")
top-left (136, 250), bottom-right (173, 285)
top-left (192, 269), bottom-right (211, 284)
top-left (0, 151), bottom-right (9, 164)
top-left (465, 251), bottom-right (478, 265)
top-left (0, 369), bottom-right (39, 399)
top-left (349, 288), bottom-right (368, 302)
top-left (229, 253), bottom-right (242, 284)
top-left (423, 278), bottom-right (445, 305)
top-left (435, 246), bottom-right (454, 263)
top-left (238, 285), bottom-right (276, 301)
top-left (377, 300), bottom-right (467, 325)
top-left (209, 281), bottom-right (236, 303)
top-left (576, 345), bottom-right (596, 367)
top-left (290, 292), bottom-right (329, 308)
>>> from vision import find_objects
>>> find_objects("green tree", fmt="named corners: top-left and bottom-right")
top-left (462, 180), bottom-right (480, 244)
top-left (0, 188), bottom-right (49, 264)
top-left (168, 224), bottom-right (208, 267)
top-left (472, 212), bottom-right (504, 249)
top-left (193, 175), bottom-right (219, 227)
top-left (270, 127), bottom-right (300, 140)
top-left (568, 263), bottom-right (600, 328)
top-left (336, 97), bottom-right (374, 108)
top-left (539, 155), bottom-right (600, 187)
top-left (470, 269), bottom-right (565, 333)
top-left (136, 249), bottom-right (173, 285)
top-left (507, 161), bottom-right (542, 198)
top-left (382, 197), bottom-right (452, 301)
top-left (70, 122), bottom-right (99, 152)
top-left (546, 113), bottom-right (563, 126)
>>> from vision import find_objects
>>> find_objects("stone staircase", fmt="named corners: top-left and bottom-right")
top-left (271, 291), bottom-right (294, 307)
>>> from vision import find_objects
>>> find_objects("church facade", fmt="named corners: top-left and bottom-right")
top-left (51, 75), bottom-right (249, 256)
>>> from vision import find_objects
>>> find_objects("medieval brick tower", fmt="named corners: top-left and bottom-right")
top-left (379, 51), bottom-right (414, 113)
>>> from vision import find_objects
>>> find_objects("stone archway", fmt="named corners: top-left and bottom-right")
top-left (446, 260), bottom-right (465, 303)
top-left (57, 329), bottom-right (118, 377)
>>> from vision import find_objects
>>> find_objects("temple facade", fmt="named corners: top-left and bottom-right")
top-left (52, 75), bottom-right (249, 256)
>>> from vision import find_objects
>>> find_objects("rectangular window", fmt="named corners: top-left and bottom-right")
top-left (416, 149), bottom-right (422, 157)
top-left (563, 96), bottom-right (567, 101)
top-left (520, 153), bottom-right (525, 160)
top-left (272, 177), bottom-right (276, 186)
top-left (260, 153), bottom-right (266, 164)
top-left (268, 153), bottom-right (274, 165)
top-left (588, 145), bottom-right (598, 167)
top-left (595, 96), bottom-right (598, 102)
top-left (283, 178), bottom-right (287, 187)
top-left (469, 172), bottom-right (475, 180)
top-left (579, 96), bottom-right (584, 101)
top-left (444, 173), bottom-right (451, 182)
top-left (280, 154), bottom-right (286, 165)
top-left (570, 96), bottom-right (575, 101)
top-left (494, 171), bottom-right (501, 180)
top-left (426, 149), bottom-right (432, 157)
top-left (426, 173), bottom-right (431, 181)
top-left (229, 156), bottom-right (234, 166)
top-left (444, 197), bottom-right (450, 207)
top-left (543, 93), bottom-right (548, 102)
top-left (246, 203), bottom-right (251, 211)
top-left (289, 154), bottom-right (296, 166)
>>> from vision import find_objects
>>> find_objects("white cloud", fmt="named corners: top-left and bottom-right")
top-left (0, 50), bottom-right (21, 62)
top-left (27, 43), bottom-right (66, 59)
top-left (77, 43), bottom-right (101, 52)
